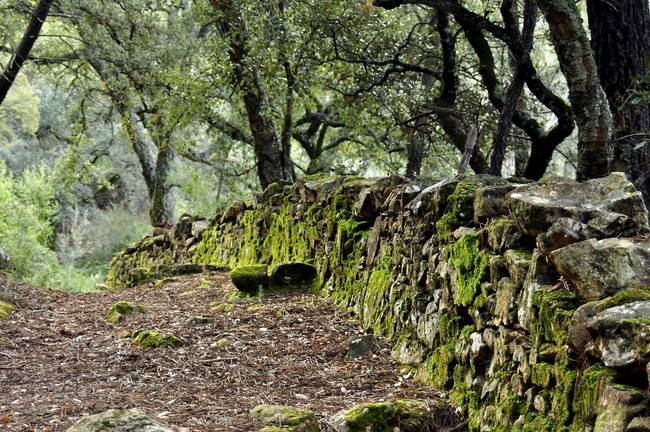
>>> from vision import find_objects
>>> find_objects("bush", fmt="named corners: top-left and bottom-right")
top-left (0, 161), bottom-right (149, 292)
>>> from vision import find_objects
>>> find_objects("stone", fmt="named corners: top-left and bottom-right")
top-left (0, 247), bottom-right (10, 269)
top-left (550, 238), bottom-right (650, 302)
top-left (568, 289), bottom-right (650, 368)
top-left (594, 384), bottom-right (646, 432)
top-left (536, 217), bottom-right (595, 255)
top-left (129, 330), bottom-right (182, 348)
top-left (250, 405), bottom-right (319, 432)
top-left (191, 219), bottom-right (208, 238)
top-left (106, 301), bottom-right (147, 324)
top-left (330, 399), bottom-right (432, 432)
top-left (474, 184), bottom-right (516, 222)
top-left (66, 408), bottom-right (177, 432)
top-left (354, 188), bottom-right (381, 220)
top-left (231, 265), bottom-right (270, 295)
top-left (269, 262), bottom-right (318, 290)
top-left (486, 218), bottom-right (525, 254)
top-left (494, 278), bottom-right (518, 326)
top-left (503, 249), bottom-right (531, 287)
top-left (518, 250), bottom-right (559, 331)
top-left (507, 172), bottom-right (649, 238)
top-left (346, 335), bottom-right (380, 359)
top-left (0, 300), bottom-right (14, 319)
top-left (628, 417), bottom-right (650, 432)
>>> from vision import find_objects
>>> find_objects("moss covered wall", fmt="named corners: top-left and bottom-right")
top-left (107, 175), bottom-right (650, 432)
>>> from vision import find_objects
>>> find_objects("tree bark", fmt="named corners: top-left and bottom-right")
top-left (213, 0), bottom-right (295, 189)
top-left (149, 142), bottom-right (176, 228)
top-left (0, 0), bottom-right (54, 106)
top-left (537, 0), bottom-right (612, 180)
top-left (587, 0), bottom-right (650, 201)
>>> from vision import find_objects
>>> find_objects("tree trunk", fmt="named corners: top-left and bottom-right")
top-left (587, 0), bottom-right (650, 201)
top-left (537, 0), bottom-right (612, 180)
top-left (0, 0), bottom-right (54, 105)
top-left (212, 0), bottom-right (295, 189)
top-left (149, 143), bottom-right (175, 228)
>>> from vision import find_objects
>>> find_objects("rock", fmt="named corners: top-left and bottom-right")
top-left (0, 300), bottom-right (15, 319)
top-left (250, 405), bottom-right (319, 432)
top-left (628, 417), bottom-right (650, 432)
top-left (354, 188), bottom-right (381, 220)
top-left (0, 247), bottom-right (10, 270)
top-left (347, 335), bottom-right (380, 359)
top-left (66, 408), bottom-right (178, 432)
top-left (503, 249), bottom-right (531, 287)
top-left (106, 301), bottom-right (147, 324)
top-left (568, 288), bottom-right (650, 368)
top-left (494, 278), bottom-right (518, 326)
top-left (330, 399), bottom-right (432, 432)
top-left (191, 219), bottom-right (208, 238)
top-left (518, 250), bottom-right (559, 331)
top-left (474, 184), bottom-right (516, 222)
top-left (536, 217), bottom-right (595, 255)
top-left (185, 315), bottom-right (214, 326)
top-left (594, 384), bottom-right (647, 432)
top-left (507, 172), bottom-right (649, 237)
top-left (129, 330), bottom-right (182, 348)
top-left (486, 218), bottom-right (525, 254)
top-left (231, 265), bottom-right (270, 295)
top-left (269, 262), bottom-right (318, 290)
top-left (550, 238), bottom-right (650, 301)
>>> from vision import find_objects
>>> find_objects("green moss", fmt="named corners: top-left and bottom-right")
top-left (421, 343), bottom-right (455, 389)
top-left (436, 181), bottom-right (479, 243)
top-left (363, 255), bottom-right (394, 335)
top-left (449, 234), bottom-right (491, 307)
top-left (130, 330), bottom-right (182, 348)
top-left (231, 265), bottom-right (269, 295)
top-left (531, 363), bottom-right (555, 387)
top-left (0, 300), bottom-right (15, 318)
top-left (106, 301), bottom-right (147, 324)
top-left (573, 364), bottom-right (615, 423)
top-left (335, 399), bottom-right (431, 432)
top-left (250, 405), bottom-right (319, 432)
top-left (595, 287), bottom-right (650, 311)
top-left (533, 287), bottom-right (580, 345)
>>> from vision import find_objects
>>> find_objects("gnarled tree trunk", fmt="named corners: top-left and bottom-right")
top-left (587, 0), bottom-right (650, 202)
top-left (536, 0), bottom-right (612, 180)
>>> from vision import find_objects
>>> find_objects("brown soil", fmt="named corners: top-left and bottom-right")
top-left (0, 273), bottom-right (461, 431)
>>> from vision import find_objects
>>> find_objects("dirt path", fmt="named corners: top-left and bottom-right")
top-left (0, 273), bottom-right (457, 431)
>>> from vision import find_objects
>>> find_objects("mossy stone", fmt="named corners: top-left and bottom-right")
top-left (130, 330), bottom-right (182, 348)
top-left (231, 265), bottom-right (270, 295)
top-left (0, 300), bottom-right (15, 318)
top-left (250, 405), bottom-right (319, 432)
top-left (331, 399), bottom-right (431, 432)
top-left (269, 262), bottom-right (318, 290)
top-left (106, 301), bottom-right (147, 324)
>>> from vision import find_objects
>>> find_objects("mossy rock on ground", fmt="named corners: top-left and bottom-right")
top-left (0, 300), bottom-right (15, 318)
top-left (330, 399), bottom-right (432, 432)
top-left (231, 265), bottom-right (270, 295)
top-left (129, 330), bottom-right (182, 348)
top-left (106, 301), bottom-right (147, 324)
top-left (270, 262), bottom-right (318, 290)
top-left (66, 408), bottom-right (176, 431)
top-left (250, 405), bottom-right (319, 432)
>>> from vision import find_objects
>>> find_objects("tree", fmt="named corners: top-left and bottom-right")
top-left (0, 0), bottom-right (54, 106)
top-left (587, 0), bottom-right (650, 200)
top-left (211, 0), bottom-right (295, 189)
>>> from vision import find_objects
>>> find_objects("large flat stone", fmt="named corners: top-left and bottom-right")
top-left (66, 409), bottom-right (178, 432)
top-left (507, 173), bottom-right (649, 238)
top-left (550, 238), bottom-right (650, 301)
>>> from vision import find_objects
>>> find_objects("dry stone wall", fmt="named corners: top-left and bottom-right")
top-left (108, 173), bottom-right (650, 432)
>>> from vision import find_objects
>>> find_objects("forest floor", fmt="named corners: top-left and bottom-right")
top-left (0, 272), bottom-right (459, 432)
